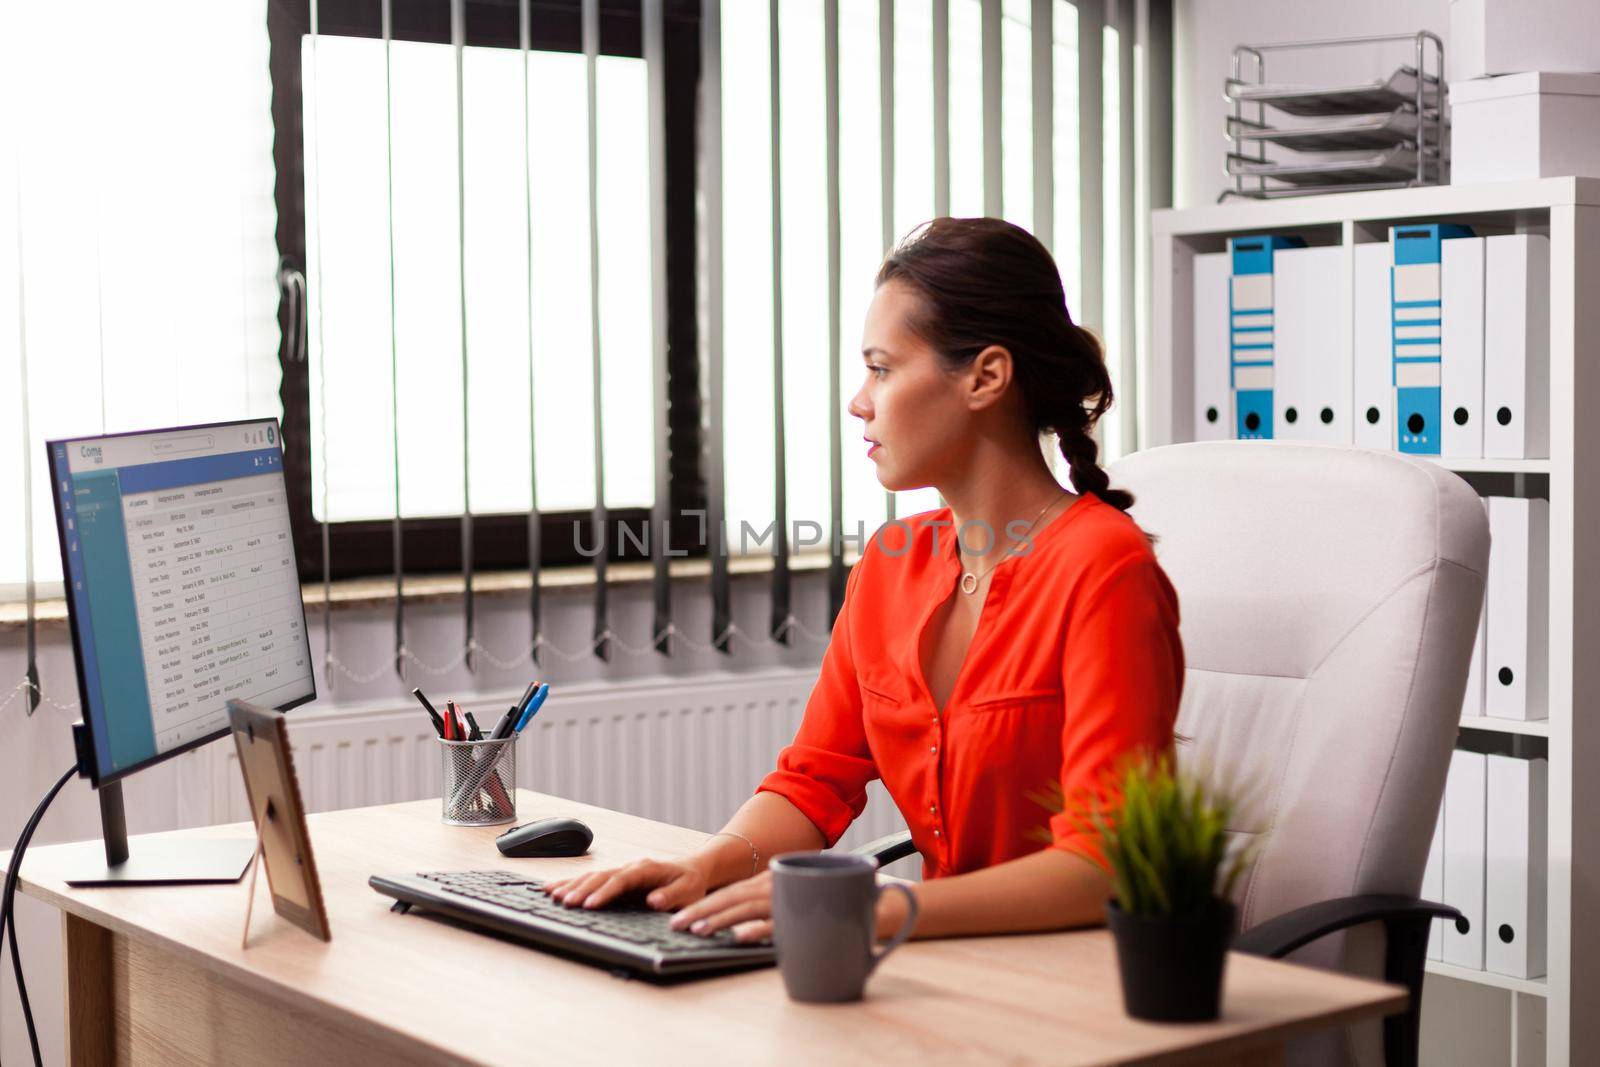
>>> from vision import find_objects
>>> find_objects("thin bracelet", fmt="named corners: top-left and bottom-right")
top-left (707, 830), bottom-right (759, 878)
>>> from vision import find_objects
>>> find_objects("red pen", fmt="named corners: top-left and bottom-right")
top-left (443, 702), bottom-right (455, 740)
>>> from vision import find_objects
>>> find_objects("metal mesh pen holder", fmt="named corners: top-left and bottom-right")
top-left (440, 737), bottom-right (518, 826)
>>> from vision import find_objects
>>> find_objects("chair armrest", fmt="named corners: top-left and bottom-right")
top-left (850, 830), bottom-right (917, 867)
top-left (1233, 894), bottom-right (1461, 1067)
top-left (1233, 894), bottom-right (1461, 959)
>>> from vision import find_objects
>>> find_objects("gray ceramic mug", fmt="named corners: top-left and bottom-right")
top-left (769, 852), bottom-right (920, 1003)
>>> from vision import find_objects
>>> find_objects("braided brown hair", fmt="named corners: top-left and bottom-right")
top-left (875, 217), bottom-right (1134, 512)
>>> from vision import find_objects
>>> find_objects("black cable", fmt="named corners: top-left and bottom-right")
top-left (2, 764), bottom-right (78, 1067)
top-left (9, 907), bottom-right (39, 1065)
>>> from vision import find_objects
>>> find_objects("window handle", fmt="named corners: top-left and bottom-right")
top-left (276, 260), bottom-right (307, 364)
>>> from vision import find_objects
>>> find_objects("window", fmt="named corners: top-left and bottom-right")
top-left (3, 1), bottom-right (1147, 595)
top-left (262, 0), bottom-right (1145, 590)
top-left (303, 37), bottom-right (653, 521)
top-left (1, 1), bottom-right (281, 598)
top-left (268, 0), bottom-right (705, 579)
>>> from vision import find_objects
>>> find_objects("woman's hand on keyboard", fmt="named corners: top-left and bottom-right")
top-left (667, 871), bottom-right (774, 944)
top-left (543, 858), bottom-right (710, 913)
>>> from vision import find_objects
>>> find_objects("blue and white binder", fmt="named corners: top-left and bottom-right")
top-left (1390, 224), bottom-right (1474, 455)
top-left (1193, 252), bottom-right (1233, 442)
top-left (1425, 802), bottom-right (1446, 961)
top-left (1463, 497), bottom-right (1490, 720)
top-left (1485, 754), bottom-right (1548, 980)
top-left (1272, 245), bottom-right (1347, 443)
top-left (1483, 234), bottom-right (1551, 460)
top-left (1486, 496), bottom-right (1549, 721)
top-left (1228, 235), bottom-right (1304, 440)
top-left (1443, 748), bottom-right (1488, 970)
top-left (1354, 242), bottom-right (1395, 450)
top-left (1441, 237), bottom-right (1487, 459)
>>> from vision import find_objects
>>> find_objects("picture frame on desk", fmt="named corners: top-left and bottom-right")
top-left (229, 699), bottom-right (332, 944)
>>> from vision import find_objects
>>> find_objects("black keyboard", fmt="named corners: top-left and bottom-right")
top-left (369, 870), bottom-right (776, 978)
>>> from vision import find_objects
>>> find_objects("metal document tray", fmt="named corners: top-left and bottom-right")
top-left (1225, 145), bottom-right (1441, 186)
top-left (1226, 107), bottom-right (1427, 152)
top-left (1225, 66), bottom-right (1441, 117)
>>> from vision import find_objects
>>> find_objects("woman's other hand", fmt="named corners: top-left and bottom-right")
top-left (668, 870), bottom-right (774, 943)
top-left (543, 857), bottom-right (711, 912)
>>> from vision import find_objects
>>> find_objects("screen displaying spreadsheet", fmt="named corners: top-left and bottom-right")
top-left (48, 419), bottom-right (315, 783)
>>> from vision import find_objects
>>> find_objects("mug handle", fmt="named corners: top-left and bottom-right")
top-left (869, 883), bottom-right (919, 969)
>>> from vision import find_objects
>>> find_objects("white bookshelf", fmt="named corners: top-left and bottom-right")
top-left (1150, 177), bottom-right (1600, 1066)
top-left (1458, 716), bottom-right (1550, 739)
top-left (1428, 959), bottom-right (1550, 998)
top-left (1422, 457), bottom-right (1552, 475)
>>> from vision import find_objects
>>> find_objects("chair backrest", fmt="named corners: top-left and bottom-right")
top-left (1108, 442), bottom-right (1488, 1060)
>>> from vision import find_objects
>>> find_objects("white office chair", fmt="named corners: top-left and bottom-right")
top-left (862, 440), bottom-right (1488, 1067)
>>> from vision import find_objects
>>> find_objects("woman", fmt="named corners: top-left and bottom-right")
top-left (544, 217), bottom-right (1183, 943)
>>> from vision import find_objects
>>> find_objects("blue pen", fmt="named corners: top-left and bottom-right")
top-left (514, 683), bottom-right (550, 734)
top-left (490, 679), bottom-right (542, 740)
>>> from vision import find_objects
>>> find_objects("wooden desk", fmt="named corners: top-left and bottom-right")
top-left (5, 792), bottom-right (1404, 1066)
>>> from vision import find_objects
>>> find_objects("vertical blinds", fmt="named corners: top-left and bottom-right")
top-left (1, 1), bottom-right (280, 715)
top-left (3, 0), bottom-right (1169, 709)
top-left (301, 0), bottom-right (1163, 681)
top-left (303, 1), bottom-right (658, 681)
top-left (712, 0), bottom-right (1153, 643)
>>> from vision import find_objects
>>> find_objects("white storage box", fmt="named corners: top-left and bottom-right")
top-left (1450, 73), bottom-right (1600, 185)
top-left (1450, 0), bottom-right (1600, 80)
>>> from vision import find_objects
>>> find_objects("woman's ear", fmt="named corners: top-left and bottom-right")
top-left (967, 344), bottom-right (1013, 410)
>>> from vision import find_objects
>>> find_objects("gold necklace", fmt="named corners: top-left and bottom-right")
top-left (958, 490), bottom-right (1067, 595)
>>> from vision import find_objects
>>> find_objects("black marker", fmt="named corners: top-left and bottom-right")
top-left (489, 704), bottom-right (519, 741)
top-left (411, 688), bottom-right (445, 737)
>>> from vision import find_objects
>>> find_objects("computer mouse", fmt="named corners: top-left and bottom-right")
top-left (496, 816), bottom-right (594, 858)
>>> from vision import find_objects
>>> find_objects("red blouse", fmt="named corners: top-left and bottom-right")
top-left (756, 493), bottom-right (1184, 879)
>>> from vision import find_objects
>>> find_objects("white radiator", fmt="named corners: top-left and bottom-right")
top-left (202, 668), bottom-right (911, 864)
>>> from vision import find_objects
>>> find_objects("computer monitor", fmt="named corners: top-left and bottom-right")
top-left (47, 417), bottom-right (316, 885)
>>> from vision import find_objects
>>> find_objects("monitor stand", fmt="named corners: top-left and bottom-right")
top-left (62, 781), bottom-right (255, 887)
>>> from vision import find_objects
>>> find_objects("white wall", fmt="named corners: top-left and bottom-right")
top-left (1174, 0), bottom-right (1451, 209)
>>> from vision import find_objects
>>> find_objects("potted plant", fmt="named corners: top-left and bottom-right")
top-left (1048, 754), bottom-right (1255, 1023)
